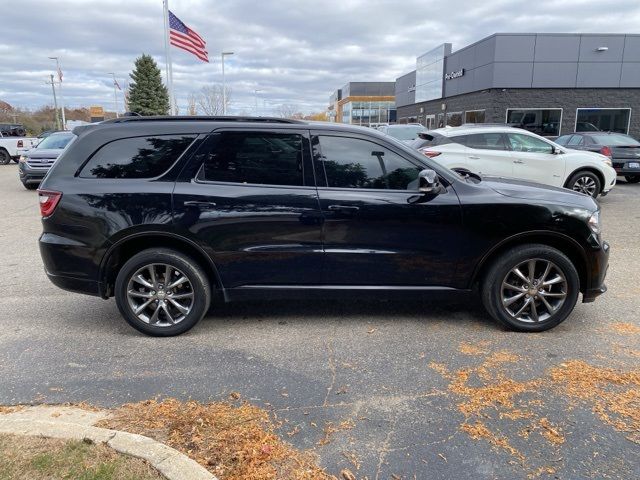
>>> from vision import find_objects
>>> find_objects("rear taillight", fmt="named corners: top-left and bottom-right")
top-left (600, 146), bottom-right (612, 158)
top-left (419, 149), bottom-right (441, 158)
top-left (38, 190), bottom-right (62, 217)
top-left (17, 140), bottom-right (23, 148)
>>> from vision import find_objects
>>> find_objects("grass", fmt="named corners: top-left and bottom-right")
top-left (0, 434), bottom-right (164, 480)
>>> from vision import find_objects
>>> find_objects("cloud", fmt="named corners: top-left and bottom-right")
top-left (1, 0), bottom-right (639, 115)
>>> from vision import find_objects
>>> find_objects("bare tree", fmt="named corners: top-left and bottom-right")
top-left (276, 104), bottom-right (297, 119)
top-left (197, 85), bottom-right (231, 115)
top-left (187, 93), bottom-right (198, 115)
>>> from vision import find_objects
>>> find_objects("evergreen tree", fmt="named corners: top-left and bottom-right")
top-left (127, 54), bottom-right (170, 116)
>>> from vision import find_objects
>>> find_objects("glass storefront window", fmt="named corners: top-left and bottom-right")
top-left (506, 109), bottom-right (561, 137)
top-left (576, 108), bottom-right (630, 134)
top-left (465, 110), bottom-right (486, 124)
top-left (446, 111), bottom-right (463, 127)
top-left (345, 100), bottom-right (395, 126)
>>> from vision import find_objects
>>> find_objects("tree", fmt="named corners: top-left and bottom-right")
top-left (187, 93), bottom-right (198, 115)
top-left (197, 85), bottom-right (231, 115)
top-left (304, 111), bottom-right (328, 121)
top-left (127, 54), bottom-right (169, 116)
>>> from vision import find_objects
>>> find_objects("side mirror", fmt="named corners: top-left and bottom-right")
top-left (418, 169), bottom-right (443, 194)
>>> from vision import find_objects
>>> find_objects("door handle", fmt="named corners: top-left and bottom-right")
top-left (513, 159), bottom-right (524, 164)
top-left (328, 204), bottom-right (360, 213)
top-left (468, 155), bottom-right (480, 160)
top-left (183, 200), bottom-right (217, 209)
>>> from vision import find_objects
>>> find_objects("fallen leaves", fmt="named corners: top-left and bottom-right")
top-left (610, 322), bottom-right (640, 335)
top-left (98, 398), bottom-right (334, 480)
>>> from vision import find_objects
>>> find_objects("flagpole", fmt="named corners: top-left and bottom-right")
top-left (162, 0), bottom-right (175, 115)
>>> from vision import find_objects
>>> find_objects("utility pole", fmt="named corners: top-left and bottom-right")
top-left (109, 73), bottom-right (119, 117)
top-left (254, 89), bottom-right (261, 117)
top-left (49, 57), bottom-right (66, 129)
top-left (46, 74), bottom-right (61, 130)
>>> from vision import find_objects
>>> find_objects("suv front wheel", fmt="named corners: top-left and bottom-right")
top-left (481, 244), bottom-right (579, 332)
top-left (114, 248), bottom-right (211, 336)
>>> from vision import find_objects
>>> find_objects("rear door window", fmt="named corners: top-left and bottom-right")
top-left (80, 135), bottom-right (196, 179)
top-left (465, 133), bottom-right (508, 151)
top-left (197, 131), bottom-right (309, 186)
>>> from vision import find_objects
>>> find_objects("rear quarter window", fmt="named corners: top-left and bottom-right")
top-left (80, 135), bottom-right (196, 179)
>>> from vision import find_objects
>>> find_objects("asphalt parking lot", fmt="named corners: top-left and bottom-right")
top-left (0, 164), bottom-right (638, 479)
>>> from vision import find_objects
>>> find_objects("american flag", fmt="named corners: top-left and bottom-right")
top-left (113, 78), bottom-right (122, 91)
top-left (169, 11), bottom-right (208, 63)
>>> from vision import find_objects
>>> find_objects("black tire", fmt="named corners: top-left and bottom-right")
top-left (114, 248), bottom-right (211, 336)
top-left (566, 170), bottom-right (601, 198)
top-left (625, 175), bottom-right (640, 184)
top-left (481, 244), bottom-right (580, 332)
top-left (22, 182), bottom-right (38, 190)
top-left (0, 149), bottom-right (10, 165)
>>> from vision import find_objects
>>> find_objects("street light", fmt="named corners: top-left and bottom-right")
top-left (48, 57), bottom-right (66, 129)
top-left (221, 51), bottom-right (234, 115)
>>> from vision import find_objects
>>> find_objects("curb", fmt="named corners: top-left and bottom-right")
top-left (0, 418), bottom-right (217, 480)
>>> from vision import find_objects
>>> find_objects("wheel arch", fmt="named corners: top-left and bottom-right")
top-left (564, 166), bottom-right (605, 193)
top-left (471, 231), bottom-right (589, 293)
top-left (100, 232), bottom-right (225, 300)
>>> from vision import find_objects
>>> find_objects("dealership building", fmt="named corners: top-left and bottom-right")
top-left (328, 82), bottom-right (396, 125)
top-left (395, 33), bottom-right (640, 138)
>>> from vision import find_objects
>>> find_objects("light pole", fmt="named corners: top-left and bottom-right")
top-left (221, 51), bottom-right (234, 115)
top-left (49, 57), bottom-right (66, 129)
top-left (108, 73), bottom-right (119, 118)
top-left (254, 89), bottom-right (261, 117)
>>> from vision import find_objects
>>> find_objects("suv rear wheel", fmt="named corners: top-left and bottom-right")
top-left (0, 149), bottom-right (10, 165)
top-left (114, 248), bottom-right (211, 336)
top-left (481, 244), bottom-right (579, 332)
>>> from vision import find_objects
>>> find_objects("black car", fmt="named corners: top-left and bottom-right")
top-left (555, 132), bottom-right (640, 183)
top-left (38, 117), bottom-right (609, 336)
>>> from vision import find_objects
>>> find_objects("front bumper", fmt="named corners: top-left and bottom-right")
top-left (582, 240), bottom-right (609, 303)
top-left (18, 163), bottom-right (48, 184)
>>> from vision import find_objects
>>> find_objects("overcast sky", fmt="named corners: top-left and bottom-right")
top-left (1, 0), bottom-right (639, 115)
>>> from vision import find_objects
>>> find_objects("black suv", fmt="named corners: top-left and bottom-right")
top-left (38, 117), bottom-right (609, 336)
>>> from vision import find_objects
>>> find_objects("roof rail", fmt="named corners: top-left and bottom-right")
top-left (459, 123), bottom-right (513, 127)
top-left (101, 115), bottom-right (306, 125)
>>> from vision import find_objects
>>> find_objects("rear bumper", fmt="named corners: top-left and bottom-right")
top-left (613, 161), bottom-right (640, 175)
top-left (39, 232), bottom-right (103, 297)
top-left (582, 240), bottom-right (609, 303)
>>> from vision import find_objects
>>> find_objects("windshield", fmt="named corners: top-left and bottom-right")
top-left (37, 133), bottom-right (75, 149)
top-left (386, 125), bottom-right (426, 141)
top-left (591, 134), bottom-right (640, 146)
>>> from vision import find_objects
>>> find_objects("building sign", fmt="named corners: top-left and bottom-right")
top-left (89, 106), bottom-right (105, 123)
top-left (444, 68), bottom-right (465, 80)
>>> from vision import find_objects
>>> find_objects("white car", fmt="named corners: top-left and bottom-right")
top-left (0, 132), bottom-right (38, 165)
top-left (411, 126), bottom-right (617, 198)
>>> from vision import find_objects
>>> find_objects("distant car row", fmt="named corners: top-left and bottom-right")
top-left (376, 124), bottom-right (638, 198)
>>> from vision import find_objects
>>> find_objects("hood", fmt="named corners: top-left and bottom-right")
top-left (27, 148), bottom-right (64, 159)
top-left (482, 176), bottom-right (598, 210)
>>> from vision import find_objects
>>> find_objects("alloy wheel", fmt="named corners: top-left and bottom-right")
top-left (126, 263), bottom-right (194, 327)
top-left (572, 176), bottom-right (597, 196)
top-left (501, 258), bottom-right (568, 323)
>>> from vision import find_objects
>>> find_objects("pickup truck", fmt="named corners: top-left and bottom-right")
top-left (0, 132), bottom-right (38, 164)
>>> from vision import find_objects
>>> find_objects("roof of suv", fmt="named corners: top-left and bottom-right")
top-left (73, 115), bottom-right (390, 139)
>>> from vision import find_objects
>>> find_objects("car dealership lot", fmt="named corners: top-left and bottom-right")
top-left (0, 165), bottom-right (638, 479)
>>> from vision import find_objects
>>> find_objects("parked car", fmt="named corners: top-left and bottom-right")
top-left (39, 116), bottom-right (608, 336)
top-left (378, 124), bottom-right (427, 144)
top-left (18, 131), bottom-right (75, 189)
top-left (0, 133), bottom-right (38, 165)
top-left (411, 126), bottom-right (617, 198)
top-left (555, 132), bottom-right (640, 184)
